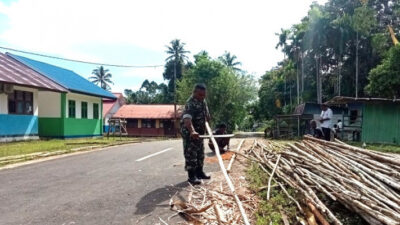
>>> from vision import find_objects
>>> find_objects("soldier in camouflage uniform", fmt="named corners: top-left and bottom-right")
top-left (181, 84), bottom-right (211, 185)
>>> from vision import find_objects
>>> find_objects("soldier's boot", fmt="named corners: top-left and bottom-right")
top-left (188, 170), bottom-right (201, 185)
top-left (196, 167), bottom-right (211, 180)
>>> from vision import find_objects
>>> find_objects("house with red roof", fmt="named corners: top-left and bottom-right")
top-left (113, 104), bottom-right (182, 137)
top-left (103, 92), bottom-right (125, 132)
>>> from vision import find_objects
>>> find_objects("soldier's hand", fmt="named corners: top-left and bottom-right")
top-left (190, 131), bottom-right (200, 140)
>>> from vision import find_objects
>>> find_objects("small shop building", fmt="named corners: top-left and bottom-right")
top-left (113, 104), bottom-right (182, 137)
top-left (275, 102), bottom-right (346, 138)
top-left (326, 96), bottom-right (400, 144)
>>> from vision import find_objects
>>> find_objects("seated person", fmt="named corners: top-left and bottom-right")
top-left (208, 124), bottom-right (230, 154)
top-left (309, 120), bottom-right (324, 139)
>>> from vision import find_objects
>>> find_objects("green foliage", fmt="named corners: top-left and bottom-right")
top-left (247, 163), bottom-right (299, 225)
top-left (177, 52), bottom-right (256, 132)
top-left (255, 0), bottom-right (400, 122)
top-left (218, 51), bottom-right (242, 71)
top-left (366, 45), bottom-right (400, 98)
top-left (124, 80), bottom-right (170, 104)
top-left (352, 6), bottom-right (376, 35)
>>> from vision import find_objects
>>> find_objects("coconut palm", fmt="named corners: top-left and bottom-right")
top-left (165, 39), bottom-right (190, 64)
top-left (90, 66), bottom-right (114, 90)
top-left (219, 51), bottom-right (242, 71)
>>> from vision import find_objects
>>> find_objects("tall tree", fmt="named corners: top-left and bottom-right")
top-left (218, 51), bottom-right (242, 71)
top-left (163, 39), bottom-right (190, 103)
top-left (90, 66), bottom-right (114, 90)
top-left (352, 5), bottom-right (377, 97)
top-left (177, 52), bottom-right (256, 132)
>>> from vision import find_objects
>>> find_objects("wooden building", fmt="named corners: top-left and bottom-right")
top-left (113, 104), bottom-right (182, 137)
top-left (326, 96), bottom-right (400, 144)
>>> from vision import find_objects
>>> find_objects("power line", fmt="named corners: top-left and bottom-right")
top-left (0, 46), bottom-right (164, 68)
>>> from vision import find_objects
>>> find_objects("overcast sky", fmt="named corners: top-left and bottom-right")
top-left (0, 0), bottom-right (326, 93)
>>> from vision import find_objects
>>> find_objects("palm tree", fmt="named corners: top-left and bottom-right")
top-left (165, 39), bottom-right (190, 64)
top-left (219, 51), bottom-right (242, 71)
top-left (89, 66), bottom-right (114, 90)
top-left (165, 39), bottom-right (190, 136)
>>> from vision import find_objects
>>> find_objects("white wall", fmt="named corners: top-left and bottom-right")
top-left (104, 101), bottom-right (123, 126)
top-left (0, 93), bottom-right (7, 114)
top-left (66, 93), bottom-right (101, 119)
top-left (38, 91), bottom-right (61, 118)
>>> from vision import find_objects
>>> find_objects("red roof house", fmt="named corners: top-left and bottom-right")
top-left (113, 104), bottom-right (183, 137)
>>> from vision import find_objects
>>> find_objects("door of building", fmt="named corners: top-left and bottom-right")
top-left (163, 120), bottom-right (175, 136)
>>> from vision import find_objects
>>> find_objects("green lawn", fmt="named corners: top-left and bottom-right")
top-left (347, 142), bottom-right (400, 154)
top-left (0, 137), bottom-right (139, 158)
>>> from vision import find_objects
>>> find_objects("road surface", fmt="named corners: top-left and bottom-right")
top-left (0, 139), bottom-right (221, 225)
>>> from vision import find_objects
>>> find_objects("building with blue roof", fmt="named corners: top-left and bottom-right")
top-left (6, 53), bottom-right (116, 139)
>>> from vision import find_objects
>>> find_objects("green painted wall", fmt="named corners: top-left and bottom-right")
top-left (38, 93), bottom-right (103, 138)
top-left (362, 103), bottom-right (400, 144)
top-left (64, 118), bottom-right (102, 136)
top-left (39, 118), bottom-right (64, 137)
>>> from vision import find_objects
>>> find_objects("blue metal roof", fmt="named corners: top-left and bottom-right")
top-left (7, 53), bottom-right (116, 99)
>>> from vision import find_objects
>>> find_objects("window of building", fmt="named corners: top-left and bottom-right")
top-left (142, 119), bottom-right (155, 128)
top-left (93, 103), bottom-right (99, 119)
top-left (127, 119), bottom-right (138, 128)
top-left (81, 102), bottom-right (88, 119)
top-left (68, 100), bottom-right (76, 118)
top-left (8, 90), bottom-right (33, 115)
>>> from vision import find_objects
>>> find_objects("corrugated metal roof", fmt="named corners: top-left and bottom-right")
top-left (0, 53), bottom-right (67, 92)
top-left (113, 104), bottom-right (183, 119)
top-left (7, 53), bottom-right (116, 99)
top-left (326, 96), bottom-right (400, 105)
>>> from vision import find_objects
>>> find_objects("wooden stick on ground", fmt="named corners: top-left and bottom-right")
top-left (205, 122), bottom-right (250, 225)
top-left (227, 139), bottom-right (245, 173)
top-left (267, 154), bottom-right (281, 200)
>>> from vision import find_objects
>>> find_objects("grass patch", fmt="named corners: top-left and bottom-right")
top-left (0, 137), bottom-right (140, 158)
top-left (347, 141), bottom-right (400, 153)
top-left (247, 162), bottom-right (299, 225)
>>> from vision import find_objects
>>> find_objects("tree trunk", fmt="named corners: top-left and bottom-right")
top-left (297, 53), bottom-right (300, 105)
top-left (316, 56), bottom-right (322, 104)
top-left (355, 32), bottom-right (359, 98)
top-left (301, 52), bottom-right (305, 94)
top-left (338, 59), bottom-right (341, 96)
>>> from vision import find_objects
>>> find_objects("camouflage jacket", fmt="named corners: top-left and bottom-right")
top-left (181, 96), bottom-right (209, 136)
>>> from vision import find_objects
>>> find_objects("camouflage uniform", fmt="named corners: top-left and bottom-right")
top-left (181, 96), bottom-right (209, 171)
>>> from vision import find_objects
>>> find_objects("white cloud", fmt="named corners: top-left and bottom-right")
top-left (0, 0), bottom-right (327, 78)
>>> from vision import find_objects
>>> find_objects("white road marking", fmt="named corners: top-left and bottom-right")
top-left (136, 147), bottom-right (174, 162)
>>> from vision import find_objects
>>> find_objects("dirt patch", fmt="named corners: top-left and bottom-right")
top-left (204, 151), bottom-right (235, 163)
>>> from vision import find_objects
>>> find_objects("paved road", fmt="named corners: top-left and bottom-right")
top-left (0, 139), bottom-right (220, 225)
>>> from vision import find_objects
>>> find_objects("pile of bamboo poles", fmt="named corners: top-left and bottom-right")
top-left (243, 136), bottom-right (400, 225)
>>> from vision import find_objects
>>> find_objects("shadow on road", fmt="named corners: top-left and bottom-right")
top-left (134, 181), bottom-right (189, 215)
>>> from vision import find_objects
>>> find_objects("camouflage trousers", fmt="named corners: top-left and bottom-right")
top-left (182, 137), bottom-right (204, 171)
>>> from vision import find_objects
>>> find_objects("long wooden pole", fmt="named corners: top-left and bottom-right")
top-left (205, 122), bottom-right (250, 225)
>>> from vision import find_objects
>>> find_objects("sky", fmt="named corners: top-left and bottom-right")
top-left (0, 0), bottom-right (327, 93)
